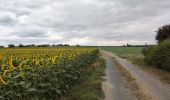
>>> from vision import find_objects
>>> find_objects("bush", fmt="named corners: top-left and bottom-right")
top-left (144, 39), bottom-right (170, 70)
top-left (143, 46), bottom-right (156, 64)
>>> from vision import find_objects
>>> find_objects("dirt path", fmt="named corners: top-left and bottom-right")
top-left (102, 53), bottom-right (137, 100)
top-left (103, 51), bottom-right (170, 100)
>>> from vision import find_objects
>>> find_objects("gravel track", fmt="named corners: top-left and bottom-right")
top-left (102, 53), bottom-right (137, 100)
top-left (103, 51), bottom-right (170, 100)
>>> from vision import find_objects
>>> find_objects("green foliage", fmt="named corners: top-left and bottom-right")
top-left (0, 48), bottom-right (99, 99)
top-left (144, 39), bottom-right (170, 70)
top-left (61, 58), bottom-right (105, 100)
top-left (143, 46), bottom-right (156, 65)
top-left (8, 44), bottom-right (15, 48)
top-left (156, 24), bottom-right (170, 43)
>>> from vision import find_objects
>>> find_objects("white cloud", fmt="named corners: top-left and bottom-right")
top-left (66, 37), bottom-right (91, 45)
top-left (0, 0), bottom-right (170, 46)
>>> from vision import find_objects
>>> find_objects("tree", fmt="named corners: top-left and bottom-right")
top-left (76, 44), bottom-right (80, 47)
top-left (8, 44), bottom-right (15, 48)
top-left (19, 44), bottom-right (24, 48)
top-left (0, 45), bottom-right (4, 48)
top-left (126, 44), bottom-right (132, 47)
top-left (156, 24), bottom-right (170, 43)
top-left (64, 44), bottom-right (69, 46)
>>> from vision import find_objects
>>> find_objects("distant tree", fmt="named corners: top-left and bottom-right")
top-left (0, 45), bottom-right (4, 48)
top-left (76, 44), bottom-right (80, 47)
top-left (64, 44), bottom-right (69, 46)
top-left (52, 44), bottom-right (56, 47)
top-left (156, 24), bottom-right (170, 43)
top-left (58, 44), bottom-right (63, 46)
top-left (37, 44), bottom-right (50, 47)
top-left (8, 44), bottom-right (15, 48)
top-left (122, 45), bottom-right (126, 47)
top-left (19, 44), bottom-right (24, 48)
top-left (127, 44), bottom-right (131, 47)
top-left (28, 44), bottom-right (36, 47)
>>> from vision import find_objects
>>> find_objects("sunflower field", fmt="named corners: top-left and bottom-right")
top-left (0, 47), bottom-right (99, 99)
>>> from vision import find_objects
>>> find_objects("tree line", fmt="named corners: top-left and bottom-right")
top-left (0, 44), bottom-right (79, 48)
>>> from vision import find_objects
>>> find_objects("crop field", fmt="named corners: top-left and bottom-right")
top-left (0, 47), bottom-right (99, 99)
top-left (100, 46), bottom-right (144, 58)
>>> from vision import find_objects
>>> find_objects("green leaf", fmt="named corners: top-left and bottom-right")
top-left (19, 81), bottom-right (26, 85)
top-left (56, 90), bottom-right (61, 95)
top-left (37, 89), bottom-right (48, 93)
top-left (12, 74), bottom-right (20, 79)
top-left (26, 88), bottom-right (37, 92)
top-left (25, 83), bottom-right (31, 88)
top-left (46, 83), bottom-right (51, 86)
top-left (3, 91), bottom-right (12, 96)
top-left (0, 96), bottom-right (3, 99)
top-left (39, 83), bottom-right (46, 87)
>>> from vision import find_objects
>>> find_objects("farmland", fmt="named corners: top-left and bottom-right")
top-left (99, 46), bottom-right (144, 58)
top-left (0, 47), bottom-right (99, 99)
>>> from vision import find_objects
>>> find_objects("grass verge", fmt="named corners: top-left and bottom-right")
top-left (60, 57), bottom-right (105, 100)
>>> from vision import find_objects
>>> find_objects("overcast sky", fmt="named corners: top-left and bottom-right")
top-left (0, 0), bottom-right (170, 46)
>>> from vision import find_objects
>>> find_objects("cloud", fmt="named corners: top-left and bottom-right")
top-left (10, 28), bottom-right (47, 38)
top-left (0, 0), bottom-right (170, 46)
top-left (0, 12), bottom-right (17, 26)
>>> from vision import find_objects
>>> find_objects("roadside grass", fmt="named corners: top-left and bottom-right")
top-left (60, 57), bottom-right (105, 100)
